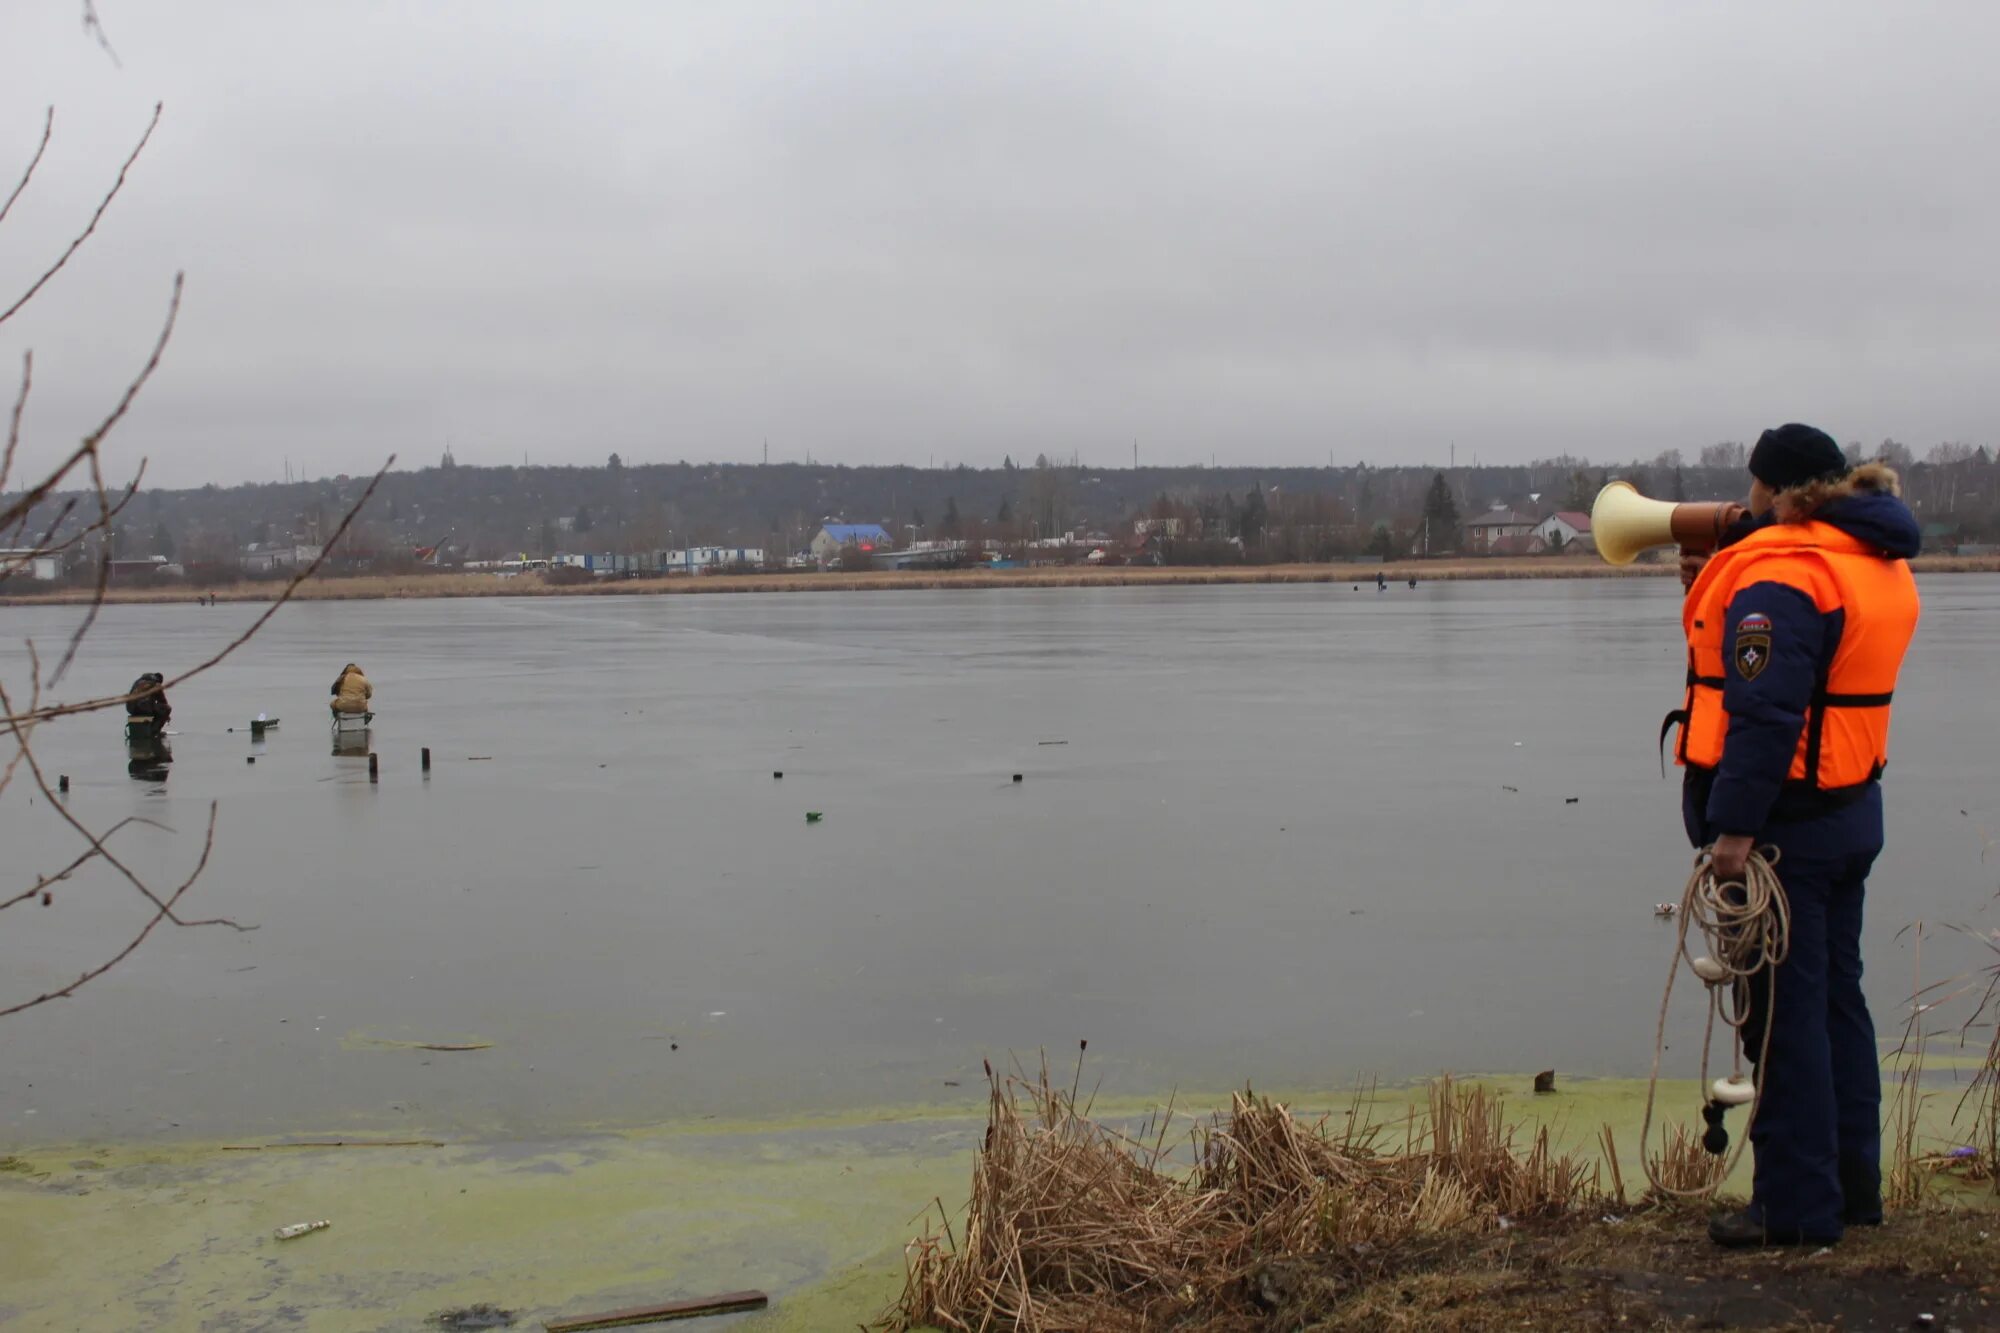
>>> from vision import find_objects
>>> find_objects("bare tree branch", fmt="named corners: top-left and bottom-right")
top-left (0, 107), bottom-right (54, 228)
top-left (48, 448), bottom-right (130, 685)
top-left (1, 350), bottom-right (30, 495)
top-left (0, 815), bottom-right (167, 912)
top-left (5, 456), bottom-right (394, 726)
top-left (0, 93), bottom-right (271, 1022)
top-left (9, 471), bottom-right (142, 574)
top-left (0, 690), bottom-right (249, 936)
top-left (0, 806), bottom-right (221, 1019)
top-left (81, 1), bottom-right (123, 70)
top-left (0, 100), bottom-right (158, 327)
top-left (0, 465), bottom-right (388, 1010)
top-left (0, 640), bottom-right (42, 802)
top-left (0, 274), bottom-right (180, 537)
top-left (0, 270), bottom-right (176, 592)
top-left (1, 497), bottom-right (77, 582)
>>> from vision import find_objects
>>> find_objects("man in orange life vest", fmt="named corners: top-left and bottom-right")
top-left (1676, 423), bottom-right (1921, 1248)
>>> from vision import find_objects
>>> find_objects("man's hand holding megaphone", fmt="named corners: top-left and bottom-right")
top-left (1679, 550), bottom-right (1709, 592)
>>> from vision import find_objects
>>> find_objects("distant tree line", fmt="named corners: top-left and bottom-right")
top-left (7, 438), bottom-right (1993, 581)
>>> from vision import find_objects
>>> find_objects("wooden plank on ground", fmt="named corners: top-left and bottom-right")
top-left (543, 1290), bottom-right (769, 1331)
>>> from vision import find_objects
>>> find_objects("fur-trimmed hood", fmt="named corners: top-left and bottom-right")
top-left (1779, 462), bottom-right (1920, 558)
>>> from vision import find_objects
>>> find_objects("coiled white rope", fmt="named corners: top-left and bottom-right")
top-left (1639, 844), bottom-right (1791, 1198)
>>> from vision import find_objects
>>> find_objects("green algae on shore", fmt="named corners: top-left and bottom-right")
top-left (2, 1073), bottom-right (1984, 1330)
top-left (0, 1117), bottom-right (969, 1332)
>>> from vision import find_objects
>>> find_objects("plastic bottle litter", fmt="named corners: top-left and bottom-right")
top-left (275, 1219), bottom-right (331, 1240)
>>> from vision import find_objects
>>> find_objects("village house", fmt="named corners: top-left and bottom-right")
top-left (1462, 506), bottom-right (1539, 554)
top-left (869, 540), bottom-right (968, 571)
top-left (664, 545), bottom-right (765, 574)
top-left (1532, 511), bottom-right (1595, 554)
top-left (106, 555), bottom-right (184, 581)
top-left (0, 548), bottom-right (64, 581)
top-left (809, 523), bottom-right (892, 564)
top-left (240, 542), bottom-right (325, 575)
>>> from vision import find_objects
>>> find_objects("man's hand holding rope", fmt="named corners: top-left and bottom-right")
top-left (1711, 833), bottom-right (1755, 883)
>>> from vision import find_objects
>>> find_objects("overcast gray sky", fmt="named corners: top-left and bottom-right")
top-left (2, 2), bottom-right (1995, 488)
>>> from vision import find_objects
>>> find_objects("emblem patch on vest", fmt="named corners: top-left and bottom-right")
top-left (1734, 631), bottom-right (1772, 681)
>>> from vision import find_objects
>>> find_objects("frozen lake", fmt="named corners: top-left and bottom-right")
top-left (3, 577), bottom-right (1995, 1142)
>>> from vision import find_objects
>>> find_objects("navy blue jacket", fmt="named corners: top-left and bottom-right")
top-left (1682, 492), bottom-right (1920, 851)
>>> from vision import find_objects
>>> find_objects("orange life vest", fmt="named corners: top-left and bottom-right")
top-left (1677, 520), bottom-right (1919, 790)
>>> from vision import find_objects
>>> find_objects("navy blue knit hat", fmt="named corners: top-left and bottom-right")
top-left (1748, 423), bottom-right (1848, 490)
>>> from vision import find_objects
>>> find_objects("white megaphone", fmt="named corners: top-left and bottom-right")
top-left (1590, 482), bottom-right (1747, 566)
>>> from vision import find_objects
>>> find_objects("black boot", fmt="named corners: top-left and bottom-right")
top-left (1708, 1209), bottom-right (1840, 1249)
top-left (1841, 1163), bottom-right (1883, 1228)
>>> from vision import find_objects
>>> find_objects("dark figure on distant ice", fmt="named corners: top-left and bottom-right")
top-left (124, 673), bottom-right (173, 777)
top-left (331, 663), bottom-right (373, 716)
top-left (125, 672), bottom-right (171, 738)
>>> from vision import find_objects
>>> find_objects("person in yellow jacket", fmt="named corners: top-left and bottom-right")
top-left (330, 663), bottom-right (373, 715)
top-left (1675, 424), bottom-right (1920, 1249)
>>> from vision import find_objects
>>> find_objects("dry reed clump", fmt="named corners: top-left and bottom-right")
top-left (885, 1064), bottom-right (1603, 1333)
top-left (1639, 1120), bottom-right (1728, 1201)
top-left (1955, 927), bottom-right (2000, 1194)
top-left (1879, 923), bottom-right (2000, 1203)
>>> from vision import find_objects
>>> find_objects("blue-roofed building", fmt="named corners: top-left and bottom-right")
top-left (810, 523), bottom-right (893, 563)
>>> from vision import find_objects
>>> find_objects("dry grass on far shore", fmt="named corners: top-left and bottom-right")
top-left (10, 552), bottom-right (1998, 608)
top-left (7, 553), bottom-right (1998, 608)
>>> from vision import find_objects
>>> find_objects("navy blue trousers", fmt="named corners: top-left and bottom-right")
top-left (1685, 782), bottom-right (1885, 1238)
top-left (1736, 848), bottom-right (1882, 1237)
